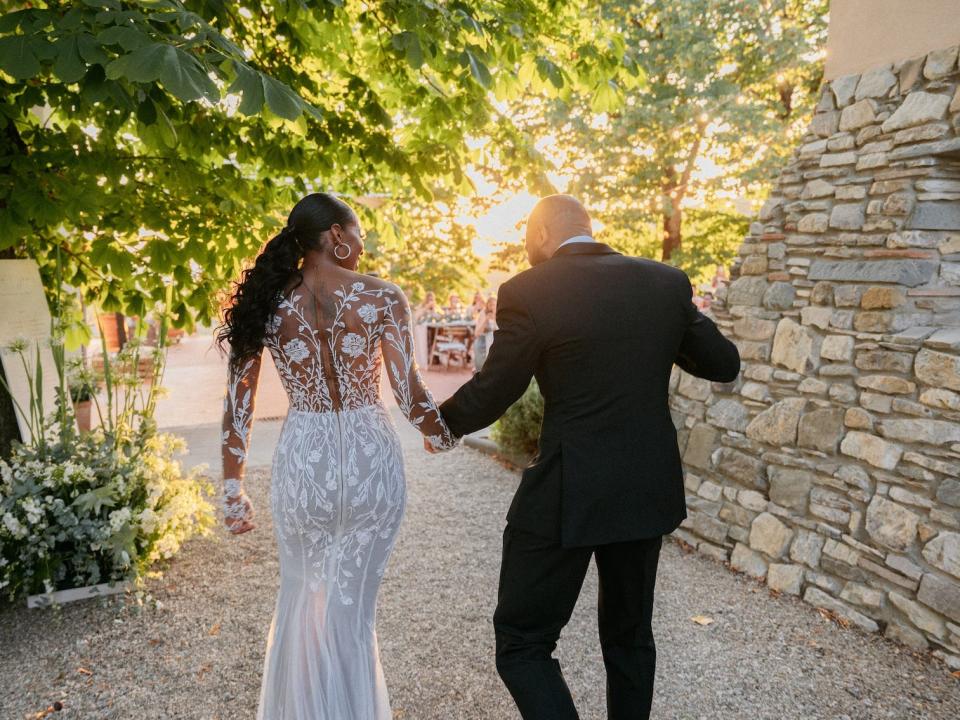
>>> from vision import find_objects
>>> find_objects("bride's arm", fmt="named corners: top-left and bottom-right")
top-left (221, 347), bottom-right (264, 533)
top-left (381, 287), bottom-right (459, 451)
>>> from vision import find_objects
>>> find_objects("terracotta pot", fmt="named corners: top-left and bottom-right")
top-left (74, 399), bottom-right (92, 432)
top-left (96, 313), bottom-right (127, 352)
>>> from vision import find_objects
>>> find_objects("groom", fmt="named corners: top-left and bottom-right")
top-left (436, 194), bottom-right (741, 720)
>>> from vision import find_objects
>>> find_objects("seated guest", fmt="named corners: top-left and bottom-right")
top-left (445, 292), bottom-right (464, 319)
top-left (415, 291), bottom-right (439, 322)
top-left (472, 294), bottom-right (497, 372)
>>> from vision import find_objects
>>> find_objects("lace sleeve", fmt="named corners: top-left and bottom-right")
top-left (381, 288), bottom-right (459, 451)
top-left (220, 347), bottom-right (264, 527)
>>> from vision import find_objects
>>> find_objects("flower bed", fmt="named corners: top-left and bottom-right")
top-left (0, 423), bottom-right (214, 603)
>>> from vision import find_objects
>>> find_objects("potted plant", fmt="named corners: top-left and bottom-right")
top-left (65, 357), bottom-right (101, 432)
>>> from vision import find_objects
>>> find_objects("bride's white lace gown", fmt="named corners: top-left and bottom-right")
top-left (221, 278), bottom-right (457, 720)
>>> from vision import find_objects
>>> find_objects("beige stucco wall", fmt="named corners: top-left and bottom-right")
top-left (825, 0), bottom-right (960, 79)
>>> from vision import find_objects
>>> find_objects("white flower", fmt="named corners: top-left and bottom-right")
top-left (283, 337), bottom-right (310, 363)
top-left (341, 333), bottom-right (365, 358)
top-left (2, 512), bottom-right (26, 539)
top-left (109, 507), bottom-right (131, 532)
top-left (21, 496), bottom-right (42, 524)
top-left (351, 281), bottom-right (365, 291)
top-left (357, 303), bottom-right (378, 324)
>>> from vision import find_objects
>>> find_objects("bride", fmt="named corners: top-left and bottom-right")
top-left (215, 192), bottom-right (459, 719)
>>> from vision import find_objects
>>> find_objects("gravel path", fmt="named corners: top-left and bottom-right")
top-left (2, 410), bottom-right (958, 719)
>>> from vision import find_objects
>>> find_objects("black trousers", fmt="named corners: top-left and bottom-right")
top-left (493, 525), bottom-right (663, 720)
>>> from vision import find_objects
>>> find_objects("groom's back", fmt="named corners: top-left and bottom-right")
top-left (513, 248), bottom-right (688, 420)
top-left (503, 243), bottom-right (703, 546)
top-left (440, 240), bottom-right (739, 548)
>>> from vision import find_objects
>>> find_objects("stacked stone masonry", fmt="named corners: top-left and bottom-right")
top-left (670, 47), bottom-right (960, 669)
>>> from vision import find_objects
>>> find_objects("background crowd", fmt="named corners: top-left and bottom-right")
top-left (412, 290), bottom-right (498, 372)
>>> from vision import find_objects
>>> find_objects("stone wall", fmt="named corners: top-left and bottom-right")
top-left (670, 46), bottom-right (960, 668)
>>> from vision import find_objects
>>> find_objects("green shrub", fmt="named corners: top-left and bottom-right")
top-left (0, 418), bottom-right (214, 601)
top-left (491, 379), bottom-right (544, 459)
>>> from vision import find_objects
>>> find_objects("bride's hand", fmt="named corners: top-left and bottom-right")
top-left (423, 437), bottom-right (439, 454)
top-left (223, 487), bottom-right (256, 534)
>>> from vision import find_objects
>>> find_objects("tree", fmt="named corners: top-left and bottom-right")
top-left (362, 194), bottom-right (484, 301)
top-left (531, 0), bottom-right (827, 267)
top-left (0, 0), bottom-right (638, 336)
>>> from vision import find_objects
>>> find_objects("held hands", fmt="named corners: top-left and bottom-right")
top-left (223, 478), bottom-right (256, 535)
top-left (423, 437), bottom-right (439, 454)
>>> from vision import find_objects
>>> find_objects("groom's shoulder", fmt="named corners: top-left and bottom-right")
top-left (499, 263), bottom-right (552, 300)
top-left (621, 254), bottom-right (692, 287)
top-left (503, 252), bottom-right (690, 297)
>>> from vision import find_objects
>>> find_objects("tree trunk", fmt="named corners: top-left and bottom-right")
top-left (659, 125), bottom-right (706, 262)
top-left (661, 193), bottom-right (683, 261)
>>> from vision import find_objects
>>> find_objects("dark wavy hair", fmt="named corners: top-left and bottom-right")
top-left (216, 192), bottom-right (357, 371)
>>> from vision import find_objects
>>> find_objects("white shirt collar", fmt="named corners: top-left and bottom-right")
top-left (558, 234), bottom-right (596, 248)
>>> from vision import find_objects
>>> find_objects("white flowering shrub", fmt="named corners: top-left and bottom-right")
top-left (0, 419), bottom-right (215, 601)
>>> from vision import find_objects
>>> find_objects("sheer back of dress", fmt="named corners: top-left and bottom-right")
top-left (266, 279), bottom-right (397, 413)
top-left (221, 277), bottom-right (455, 488)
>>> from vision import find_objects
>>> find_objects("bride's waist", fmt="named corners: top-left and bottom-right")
top-left (286, 401), bottom-right (387, 417)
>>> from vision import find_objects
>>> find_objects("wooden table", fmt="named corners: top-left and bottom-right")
top-left (425, 321), bottom-right (474, 368)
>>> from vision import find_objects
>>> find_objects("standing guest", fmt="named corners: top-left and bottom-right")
top-left (413, 291), bottom-right (438, 368)
top-left (470, 290), bottom-right (486, 319)
top-left (473, 294), bottom-right (497, 372)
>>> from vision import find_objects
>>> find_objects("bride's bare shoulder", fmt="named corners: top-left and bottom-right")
top-left (350, 274), bottom-right (408, 303)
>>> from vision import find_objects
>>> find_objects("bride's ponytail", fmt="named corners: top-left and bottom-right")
top-left (216, 193), bottom-right (357, 371)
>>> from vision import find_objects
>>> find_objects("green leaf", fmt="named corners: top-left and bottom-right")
top-left (0, 210), bottom-right (28, 249)
top-left (147, 238), bottom-right (176, 272)
top-left (158, 47), bottom-right (219, 103)
top-left (405, 34), bottom-right (424, 70)
top-left (463, 50), bottom-right (491, 89)
top-left (228, 62), bottom-right (264, 116)
top-left (590, 79), bottom-right (621, 113)
top-left (97, 25), bottom-right (151, 52)
top-left (77, 33), bottom-right (109, 66)
top-left (73, 485), bottom-right (116, 514)
top-left (0, 36), bottom-right (41, 80)
top-left (156, 107), bottom-right (178, 147)
top-left (105, 42), bottom-right (166, 83)
top-left (392, 31), bottom-right (423, 69)
top-left (53, 35), bottom-right (87, 84)
top-left (536, 57), bottom-right (564, 89)
top-left (262, 74), bottom-right (302, 120)
top-left (83, 0), bottom-right (121, 9)
top-left (0, 10), bottom-right (38, 33)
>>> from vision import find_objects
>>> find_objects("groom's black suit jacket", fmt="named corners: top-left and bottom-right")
top-left (439, 242), bottom-right (741, 548)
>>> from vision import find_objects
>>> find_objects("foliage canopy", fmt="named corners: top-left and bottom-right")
top-left (0, 0), bottom-right (639, 333)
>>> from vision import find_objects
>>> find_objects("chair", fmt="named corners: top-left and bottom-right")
top-left (430, 327), bottom-right (470, 370)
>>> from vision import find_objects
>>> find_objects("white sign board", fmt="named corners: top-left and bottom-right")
top-left (0, 259), bottom-right (74, 443)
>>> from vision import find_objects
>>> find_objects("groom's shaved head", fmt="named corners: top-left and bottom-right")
top-left (525, 194), bottom-right (593, 266)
